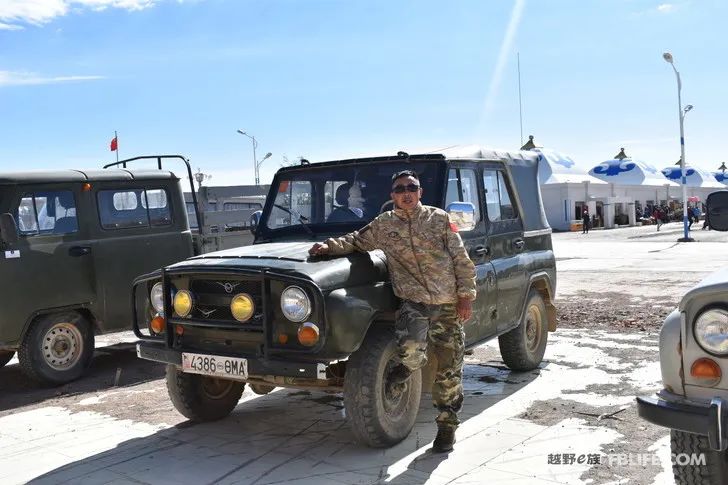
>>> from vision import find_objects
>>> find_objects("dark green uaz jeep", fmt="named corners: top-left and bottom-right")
top-left (133, 148), bottom-right (558, 447)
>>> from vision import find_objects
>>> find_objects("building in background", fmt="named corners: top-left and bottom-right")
top-left (523, 139), bottom-right (725, 231)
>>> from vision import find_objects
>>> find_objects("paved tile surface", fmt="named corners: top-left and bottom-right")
top-left (4, 225), bottom-right (728, 484)
top-left (1, 329), bottom-right (663, 484)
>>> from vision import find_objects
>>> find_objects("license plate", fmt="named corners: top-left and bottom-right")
top-left (181, 352), bottom-right (248, 379)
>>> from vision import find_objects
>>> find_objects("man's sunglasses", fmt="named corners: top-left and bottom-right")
top-left (392, 183), bottom-right (420, 194)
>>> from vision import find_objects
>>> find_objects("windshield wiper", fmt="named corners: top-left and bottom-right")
top-left (273, 204), bottom-right (315, 236)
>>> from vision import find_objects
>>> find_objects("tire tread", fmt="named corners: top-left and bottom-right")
top-left (671, 430), bottom-right (728, 484)
top-left (498, 289), bottom-right (548, 371)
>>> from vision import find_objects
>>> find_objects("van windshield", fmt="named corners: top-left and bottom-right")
top-left (262, 160), bottom-right (444, 233)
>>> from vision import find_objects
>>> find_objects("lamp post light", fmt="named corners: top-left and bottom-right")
top-left (237, 130), bottom-right (272, 187)
top-left (663, 52), bottom-right (694, 242)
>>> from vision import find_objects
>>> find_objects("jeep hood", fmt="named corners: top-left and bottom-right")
top-left (168, 242), bottom-right (389, 291)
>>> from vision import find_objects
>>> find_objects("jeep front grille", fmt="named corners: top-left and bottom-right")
top-left (186, 278), bottom-right (264, 326)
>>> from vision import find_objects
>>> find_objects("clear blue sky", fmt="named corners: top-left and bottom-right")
top-left (1, 0), bottom-right (726, 185)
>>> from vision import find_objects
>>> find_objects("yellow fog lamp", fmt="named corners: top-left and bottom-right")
top-left (297, 322), bottom-right (320, 347)
top-left (231, 293), bottom-right (255, 322)
top-left (173, 290), bottom-right (194, 317)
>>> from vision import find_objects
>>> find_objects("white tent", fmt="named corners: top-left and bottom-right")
top-left (661, 166), bottom-right (726, 189)
top-left (589, 159), bottom-right (679, 187)
top-left (714, 172), bottom-right (728, 186)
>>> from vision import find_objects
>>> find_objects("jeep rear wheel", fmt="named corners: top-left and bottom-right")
top-left (166, 365), bottom-right (245, 422)
top-left (671, 430), bottom-right (728, 484)
top-left (18, 312), bottom-right (94, 385)
top-left (0, 351), bottom-right (14, 368)
top-left (343, 327), bottom-right (422, 448)
top-left (498, 289), bottom-right (548, 371)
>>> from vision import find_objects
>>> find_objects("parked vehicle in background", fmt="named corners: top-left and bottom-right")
top-left (638, 190), bottom-right (728, 484)
top-left (185, 193), bottom-right (267, 252)
top-left (133, 147), bottom-right (558, 447)
top-left (0, 155), bottom-right (257, 385)
top-left (0, 163), bottom-right (194, 385)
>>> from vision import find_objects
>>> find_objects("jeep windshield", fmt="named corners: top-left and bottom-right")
top-left (257, 158), bottom-right (446, 239)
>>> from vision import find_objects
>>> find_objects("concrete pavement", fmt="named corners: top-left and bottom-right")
top-left (3, 224), bottom-right (728, 484)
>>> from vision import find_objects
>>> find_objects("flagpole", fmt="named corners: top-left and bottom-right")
top-left (115, 131), bottom-right (119, 164)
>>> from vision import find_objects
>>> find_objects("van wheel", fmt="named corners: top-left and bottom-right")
top-left (343, 327), bottom-right (422, 448)
top-left (0, 351), bottom-right (14, 368)
top-left (166, 365), bottom-right (245, 421)
top-left (18, 312), bottom-right (94, 385)
top-left (499, 289), bottom-right (548, 371)
top-left (671, 430), bottom-right (728, 484)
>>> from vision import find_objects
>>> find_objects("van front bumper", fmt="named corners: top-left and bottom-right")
top-left (135, 341), bottom-right (327, 380)
top-left (637, 392), bottom-right (728, 451)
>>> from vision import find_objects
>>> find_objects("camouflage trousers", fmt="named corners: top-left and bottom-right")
top-left (395, 300), bottom-right (464, 429)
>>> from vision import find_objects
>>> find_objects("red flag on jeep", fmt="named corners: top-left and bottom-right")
top-left (110, 136), bottom-right (118, 151)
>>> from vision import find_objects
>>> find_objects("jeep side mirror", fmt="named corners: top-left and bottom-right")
top-left (250, 210), bottom-right (262, 235)
top-left (0, 213), bottom-right (19, 246)
top-left (707, 191), bottom-right (728, 231)
top-left (445, 202), bottom-right (476, 232)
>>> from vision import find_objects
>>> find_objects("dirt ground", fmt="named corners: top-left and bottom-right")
top-left (556, 291), bottom-right (678, 332)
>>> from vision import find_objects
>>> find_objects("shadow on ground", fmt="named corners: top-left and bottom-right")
top-left (27, 360), bottom-right (548, 485)
top-left (0, 343), bottom-right (165, 412)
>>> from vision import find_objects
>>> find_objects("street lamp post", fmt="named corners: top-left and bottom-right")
top-left (237, 130), bottom-right (272, 187)
top-left (663, 52), bottom-right (694, 242)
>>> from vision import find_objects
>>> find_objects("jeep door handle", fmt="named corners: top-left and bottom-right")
top-left (513, 239), bottom-right (525, 251)
top-left (473, 245), bottom-right (489, 256)
top-left (69, 246), bottom-right (91, 257)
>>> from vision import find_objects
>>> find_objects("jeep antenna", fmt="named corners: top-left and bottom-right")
top-left (517, 52), bottom-right (524, 147)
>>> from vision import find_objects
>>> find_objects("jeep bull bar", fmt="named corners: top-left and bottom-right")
top-left (637, 392), bottom-right (728, 451)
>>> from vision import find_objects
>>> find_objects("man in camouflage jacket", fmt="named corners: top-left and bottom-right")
top-left (309, 170), bottom-right (476, 452)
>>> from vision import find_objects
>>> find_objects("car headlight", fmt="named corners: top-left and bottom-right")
top-left (231, 293), bottom-right (255, 322)
top-left (174, 290), bottom-right (194, 318)
top-left (695, 308), bottom-right (728, 355)
top-left (150, 282), bottom-right (165, 314)
top-left (281, 286), bottom-right (311, 322)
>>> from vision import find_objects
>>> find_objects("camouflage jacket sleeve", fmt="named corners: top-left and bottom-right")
top-left (324, 219), bottom-right (380, 255)
top-left (444, 216), bottom-right (477, 300)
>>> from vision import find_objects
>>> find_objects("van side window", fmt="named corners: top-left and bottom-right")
top-left (98, 188), bottom-right (172, 229)
top-left (15, 191), bottom-right (78, 235)
top-left (483, 170), bottom-right (519, 221)
top-left (445, 168), bottom-right (481, 224)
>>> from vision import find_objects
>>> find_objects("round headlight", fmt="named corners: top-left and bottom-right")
top-left (174, 290), bottom-right (194, 318)
top-left (281, 286), bottom-right (311, 322)
top-left (150, 282), bottom-right (164, 313)
top-left (231, 293), bottom-right (255, 322)
top-left (695, 308), bottom-right (728, 355)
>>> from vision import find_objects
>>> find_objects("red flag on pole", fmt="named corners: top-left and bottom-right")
top-left (110, 136), bottom-right (118, 151)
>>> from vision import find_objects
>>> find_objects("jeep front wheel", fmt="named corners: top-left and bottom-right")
top-left (671, 430), bottom-right (728, 484)
top-left (498, 289), bottom-right (548, 371)
top-left (166, 365), bottom-right (245, 422)
top-left (0, 351), bottom-right (14, 368)
top-left (343, 327), bottom-right (422, 448)
top-left (18, 312), bottom-right (94, 385)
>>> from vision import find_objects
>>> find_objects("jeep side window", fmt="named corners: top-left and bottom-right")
top-left (445, 168), bottom-right (481, 224)
top-left (483, 170), bottom-right (518, 221)
top-left (15, 190), bottom-right (78, 235)
top-left (98, 188), bottom-right (172, 229)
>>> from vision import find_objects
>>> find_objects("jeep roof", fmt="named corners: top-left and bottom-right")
top-left (268, 147), bottom-right (547, 234)
top-left (0, 169), bottom-right (178, 185)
